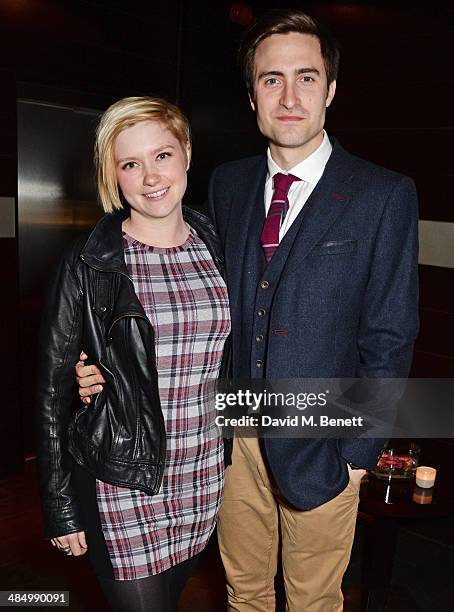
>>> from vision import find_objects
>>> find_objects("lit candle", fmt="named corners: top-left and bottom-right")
top-left (415, 466), bottom-right (437, 488)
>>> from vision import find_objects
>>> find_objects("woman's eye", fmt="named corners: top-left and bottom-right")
top-left (122, 161), bottom-right (137, 170)
top-left (157, 151), bottom-right (171, 161)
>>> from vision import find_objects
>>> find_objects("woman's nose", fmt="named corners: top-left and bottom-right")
top-left (143, 166), bottom-right (160, 186)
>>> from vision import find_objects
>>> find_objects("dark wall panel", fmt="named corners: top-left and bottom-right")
top-left (0, 0), bottom-right (180, 98)
top-left (0, 0), bottom-right (181, 476)
top-left (0, 154), bottom-right (18, 196)
top-left (17, 102), bottom-right (103, 455)
top-left (415, 175), bottom-right (454, 223)
top-left (330, 82), bottom-right (453, 132)
top-left (180, 2), bottom-right (454, 383)
top-left (417, 311), bottom-right (454, 360)
top-left (0, 0), bottom-right (453, 477)
top-left (326, 129), bottom-right (453, 175)
top-left (0, 69), bottom-right (20, 477)
top-left (413, 266), bottom-right (454, 376)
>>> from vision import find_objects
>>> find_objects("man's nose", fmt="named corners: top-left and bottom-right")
top-left (279, 82), bottom-right (298, 109)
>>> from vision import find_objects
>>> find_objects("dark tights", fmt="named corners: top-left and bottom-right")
top-left (97, 555), bottom-right (198, 612)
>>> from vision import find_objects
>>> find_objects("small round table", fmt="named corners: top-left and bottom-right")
top-left (358, 473), bottom-right (454, 611)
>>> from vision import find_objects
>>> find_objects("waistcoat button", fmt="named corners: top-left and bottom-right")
top-left (260, 280), bottom-right (270, 289)
top-left (256, 360), bottom-right (263, 368)
top-left (256, 334), bottom-right (264, 342)
top-left (257, 308), bottom-right (266, 318)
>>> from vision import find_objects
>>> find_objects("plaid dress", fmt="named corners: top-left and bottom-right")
top-left (95, 228), bottom-right (231, 580)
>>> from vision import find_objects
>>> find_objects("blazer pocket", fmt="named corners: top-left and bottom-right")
top-left (314, 239), bottom-right (357, 256)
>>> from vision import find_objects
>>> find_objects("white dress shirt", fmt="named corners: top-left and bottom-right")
top-left (264, 131), bottom-right (333, 240)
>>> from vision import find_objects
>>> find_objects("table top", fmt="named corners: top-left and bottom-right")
top-left (359, 474), bottom-right (454, 519)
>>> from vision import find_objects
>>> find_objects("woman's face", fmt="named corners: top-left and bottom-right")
top-left (114, 119), bottom-right (189, 223)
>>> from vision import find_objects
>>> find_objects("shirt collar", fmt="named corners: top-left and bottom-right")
top-left (266, 130), bottom-right (333, 186)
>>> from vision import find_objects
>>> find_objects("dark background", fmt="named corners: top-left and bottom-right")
top-left (0, 0), bottom-right (453, 478)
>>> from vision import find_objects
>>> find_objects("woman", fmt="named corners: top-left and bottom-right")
top-left (35, 97), bottom-right (231, 611)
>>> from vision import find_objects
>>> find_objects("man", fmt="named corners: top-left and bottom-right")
top-left (205, 9), bottom-right (418, 611)
top-left (77, 9), bottom-right (419, 611)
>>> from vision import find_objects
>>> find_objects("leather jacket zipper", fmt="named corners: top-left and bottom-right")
top-left (107, 313), bottom-right (166, 495)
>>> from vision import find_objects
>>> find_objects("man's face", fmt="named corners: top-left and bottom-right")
top-left (251, 32), bottom-right (336, 167)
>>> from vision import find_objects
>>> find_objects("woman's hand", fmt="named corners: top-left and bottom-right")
top-left (75, 351), bottom-right (105, 405)
top-left (51, 531), bottom-right (88, 556)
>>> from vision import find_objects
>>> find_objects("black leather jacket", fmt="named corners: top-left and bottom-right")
top-left (35, 207), bottom-right (231, 539)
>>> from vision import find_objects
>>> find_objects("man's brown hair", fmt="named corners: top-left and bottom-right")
top-left (238, 8), bottom-right (340, 98)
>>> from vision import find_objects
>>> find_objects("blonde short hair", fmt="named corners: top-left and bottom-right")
top-left (95, 96), bottom-right (191, 212)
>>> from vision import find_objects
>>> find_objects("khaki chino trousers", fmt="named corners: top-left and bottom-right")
top-left (217, 436), bottom-right (360, 612)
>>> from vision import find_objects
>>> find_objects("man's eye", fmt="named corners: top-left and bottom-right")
top-left (302, 75), bottom-right (314, 82)
top-left (157, 152), bottom-right (171, 160)
top-left (264, 78), bottom-right (279, 86)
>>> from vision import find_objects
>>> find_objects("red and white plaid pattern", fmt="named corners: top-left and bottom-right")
top-left (96, 228), bottom-right (231, 580)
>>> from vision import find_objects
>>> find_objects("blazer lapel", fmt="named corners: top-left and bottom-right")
top-left (276, 140), bottom-right (355, 266)
top-left (224, 142), bottom-right (356, 323)
top-left (224, 158), bottom-right (267, 309)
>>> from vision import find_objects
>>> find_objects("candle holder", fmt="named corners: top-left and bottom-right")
top-left (415, 466), bottom-right (437, 488)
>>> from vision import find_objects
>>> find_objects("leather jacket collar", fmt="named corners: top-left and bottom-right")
top-left (80, 206), bottom-right (225, 278)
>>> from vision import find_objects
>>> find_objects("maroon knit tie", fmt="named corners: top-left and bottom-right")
top-left (260, 172), bottom-right (301, 264)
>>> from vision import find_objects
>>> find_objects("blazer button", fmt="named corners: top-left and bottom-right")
top-left (256, 334), bottom-right (264, 343)
top-left (256, 360), bottom-right (263, 368)
top-left (257, 308), bottom-right (266, 318)
top-left (260, 280), bottom-right (270, 289)
top-left (100, 306), bottom-right (107, 312)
